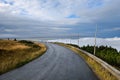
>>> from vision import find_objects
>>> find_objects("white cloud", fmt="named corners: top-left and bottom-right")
top-left (0, 0), bottom-right (119, 24)
top-left (0, 34), bottom-right (18, 38)
top-left (0, 0), bottom-right (119, 38)
top-left (102, 27), bottom-right (120, 32)
top-left (113, 28), bottom-right (120, 31)
top-left (51, 27), bottom-right (71, 31)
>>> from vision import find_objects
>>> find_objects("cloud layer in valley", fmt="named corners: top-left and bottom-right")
top-left (48, 37), bottom-right (120, 51)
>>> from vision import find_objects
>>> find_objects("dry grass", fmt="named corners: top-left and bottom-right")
top-left (0, 40), bottom-right (30, 50)
top-left (54, 42), bottom-right (118, 80)
top-left (0, 40), bottom-right (46, 75)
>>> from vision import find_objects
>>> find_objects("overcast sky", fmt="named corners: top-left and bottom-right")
top-left (0, 0), bottom-right (120, 38)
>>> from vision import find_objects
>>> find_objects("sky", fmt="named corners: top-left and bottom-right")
top-left (0, 0), bottom-right (120, 38)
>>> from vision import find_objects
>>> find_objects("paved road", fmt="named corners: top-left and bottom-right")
top-left (0, 43), bottom-right (99, 80)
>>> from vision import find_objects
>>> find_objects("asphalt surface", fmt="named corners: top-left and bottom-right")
top-left (0, 43), bottom-right (99, 80)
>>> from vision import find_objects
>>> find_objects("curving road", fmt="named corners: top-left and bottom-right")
top-left (0, 43), bottom-right (99, 80)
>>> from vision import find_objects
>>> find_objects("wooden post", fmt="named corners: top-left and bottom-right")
top-left (94, 24), bottom-right (97, 55)
top-left (78, 33), bottom-right (80, 46)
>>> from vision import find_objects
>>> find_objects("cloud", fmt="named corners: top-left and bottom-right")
top-left (0, 15), bottom-right (72, 38)
top-left (0, 33), bottom-right (18, 38)
top-left (48, 37), bottom-right (120, 51)
top-left (0, 0), bottom-right (120, 38)
top-left (0, 0), bottom-right (119, 23)
top-left (66, 14), bottom-right (80, 19)
top-left (103, 27), bottom-right (120, 32)
top-left (51, 27), bottom-right (71, 31)
top-left (0, 0), bottom-right (120, 24)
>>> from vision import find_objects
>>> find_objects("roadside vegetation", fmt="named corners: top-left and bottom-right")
top-left (0, 40), bottom-right (46, 75)
top-left (80, 45), bottom-right (120, 70)
top-left (54, 42), bottom-right (118, 80)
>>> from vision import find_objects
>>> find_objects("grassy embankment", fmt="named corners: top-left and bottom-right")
top-left (0, 40), bottom-right (46, 75)
top-left (54, 42), bottom-right (118, 80)
top-left (80, 45), bottom-right (120, 71)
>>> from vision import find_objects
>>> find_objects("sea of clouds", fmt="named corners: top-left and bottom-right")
top-left (48, 37), bottom-right (120, 51)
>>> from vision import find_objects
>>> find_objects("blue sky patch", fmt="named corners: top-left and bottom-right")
top-left (87, 0), bottom-right (103, 8)
top-left (20, 9), bottom-right (28, 16)
top-left (67, 14), bottom-right (80, 19)
top-left (0, 0), bottom-right (14, 5)
top-left (53, 2), bottom-right (60, 7)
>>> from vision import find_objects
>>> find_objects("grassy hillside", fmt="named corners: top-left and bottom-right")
top-left (0, 40), bottom-right (46, 75)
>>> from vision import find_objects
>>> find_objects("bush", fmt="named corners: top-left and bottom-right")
top-left (19, 40), bottom-right (34, 45)
top-left (80, 45), bottom-right (120, 68)
top-left (67, 44), bottom-right (80, 49)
